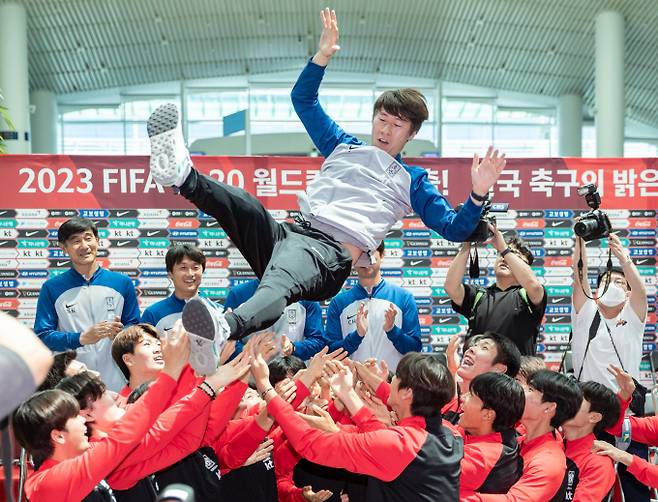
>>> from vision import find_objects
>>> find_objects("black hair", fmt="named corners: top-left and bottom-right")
top-left (56, 371), bottom-right (106, 411)
top-left (396, 353), bottom-right (455, 418)
top-left (529, 370), bottom-right (582, 428)
top-left (268, 355), bottom-right (306, 386)
top-left (470, 372), bottom-right (525, 432)
top-left (517, 355), bottom-right (546, 384)
top-left (470, 332), bottom-right (521, 378)
top-left (508, 237), bottom-right (534, 266)
top-left (57, 217), bottom-right (98, 243)
top-left (596, 267), bottom-right (630, 290)
top-left (12, 390), bottom-right (80, 469)
top-left (579, 381), bottom-right (621, 435)
top-left (38, 349), bottom-right (78, 391)
top-left (165, 244), bottom-right (207, 273)
top-left (376, 241), bottom-right (385, 255)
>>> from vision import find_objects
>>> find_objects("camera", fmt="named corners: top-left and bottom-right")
top-left (573, 184), bottom-right (612, 242)
top-left (457, 201), bottom-right (509, 243)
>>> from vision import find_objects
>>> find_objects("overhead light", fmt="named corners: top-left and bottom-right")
top-left (475, 15), bottom-right (484, 26)
top-left (257, 15), bottom-right (265, 25)
top-left (154, 13), bottom-right (162, 23)
top-left (359, 15), bottom-right (366, 25)
top-left (161, 36), bottom-right (169, 46)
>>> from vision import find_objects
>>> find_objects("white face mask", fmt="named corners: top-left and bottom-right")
top-left (597, 282), bottom-right (627, 308)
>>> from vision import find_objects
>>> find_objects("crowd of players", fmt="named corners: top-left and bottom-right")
top-left (5, 8), bottom-right (657, 502)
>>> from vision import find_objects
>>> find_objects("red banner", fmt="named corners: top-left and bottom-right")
top-left (2, 155), bottom-right (658, 210)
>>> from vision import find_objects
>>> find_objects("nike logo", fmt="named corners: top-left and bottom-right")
top-left (551, 222), bottom-right (563, 227)
top-left (163, 327), bottom-right (173, 332)
top-left (551, 298), bottom-right (565, 304)
top-left (116, 211), bottom-right (130, 217)
top-left (25, 230), bottom-right (39, 237)
top-left (205, 221), bottom-right (218, 227)
top-left (438, 298), bottom-right (452, 305)
top-left (410, 260), bottom-right (423, 266)
top-left (552, 316), bottom-right (565, 322)
top-left (116, 241), bottom-right (130, 247)
top-left (636, 259), bottom-right (647, 265)
top-left (65, 303), bottom-right (76, 309)
top-left (147, 231), bottom-right (160, 237)
top-left (0, 242), bottom-right (6, 246)
top-left (348, 145), bottom-right (359, 150)
top-left (439, 318), bottom-right (451, 324)
top-left (56, 260), bottom-right (70, 267)
top-left (347, 314), bottom-right (357, 321)
top-left (0, 211), bottom-right (6, 216)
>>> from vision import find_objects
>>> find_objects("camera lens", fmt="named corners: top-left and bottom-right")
top-left (574, 218), bottom-right (599, 238)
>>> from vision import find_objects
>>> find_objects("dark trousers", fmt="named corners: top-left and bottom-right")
top-left (180, 169), bottom-right (352, 339)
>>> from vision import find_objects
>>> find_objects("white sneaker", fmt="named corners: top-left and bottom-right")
top-left (182, 297), bottom-right (230, 375)
top-left (147, 103), bottom-right (192, 187)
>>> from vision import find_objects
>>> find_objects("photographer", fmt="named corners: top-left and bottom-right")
top-left (571, 233), bottom-right (646, 389)
top-left (445, 226), bottom-right (546, 355)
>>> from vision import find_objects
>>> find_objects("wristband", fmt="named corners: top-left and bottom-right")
top-left (500, 247), bottom-right (513, 259)
top-left (260, 387), bottom-right (276, 400)
top-left (621, 257), bottom-right (632, 266)
top-left (470, 190), bottom-right (489, 202)
top-left (198, 381), bottom-right (217, 400)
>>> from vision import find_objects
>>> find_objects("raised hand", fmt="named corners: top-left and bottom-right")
top-left (281, 335), bottom-right (294, 356)
top-left (471, 146), bottom-right (506, 200)
top-left (161, 319), bottom-right (190, 381)
top-left (607, 364), bottom-right (635, 402)
top-left (313, 8), bottom-right (340, 66)
top-left (275, 377), bottom-right (298, 404)
top-left (354, 360), bottom-right (385, 394)
top-left (300, 346), bottom-right (329, 390)
top-left (219, 340), bottom-right (237, 365)
top-left (383, 303), bottom-right (397, 332)
top-left (206, 351), bottom-right (252, 391)
top-left (329, 361), bottom-right (355, 399)
top-left (446, 335), bottom-right (461, 376)
top-left (297, 404), bottom-right (340, 433)
top-left (608, 233), bottom-right (630, 263)
top-left (356, 303), bottom-right (368, 337)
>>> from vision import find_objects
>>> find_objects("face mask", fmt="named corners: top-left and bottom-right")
top-left (597, 282), bottom-right (627, 308)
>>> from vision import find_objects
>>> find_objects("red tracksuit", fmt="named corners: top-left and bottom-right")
top-left (563, 433), bottom-right (616, 501)
top-left (267, 395), bottom-right (462, 502)
top-left (464, 431), bottom-right (567, 502)
top-left (459, 429), bottom-right (522, 497)
top-left (24, 373), bottom-right (177, 502)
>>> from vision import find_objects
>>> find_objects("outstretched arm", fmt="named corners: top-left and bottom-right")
top-left (291, 9), bottom-right (361, 157)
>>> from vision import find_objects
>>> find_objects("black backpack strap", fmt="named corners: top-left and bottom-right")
top-left (576, 310), bottom-right (602, 381)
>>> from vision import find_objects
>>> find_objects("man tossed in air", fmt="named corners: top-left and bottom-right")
top-left (146, 8), bottom-right (506, 375)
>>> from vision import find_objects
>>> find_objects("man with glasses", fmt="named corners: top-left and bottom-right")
top-left (444, 227), bottom-right (546, 355)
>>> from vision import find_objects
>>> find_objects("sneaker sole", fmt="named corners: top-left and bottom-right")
top-left (148, 104), bottom-right (182, 186)
top-left (182, 297), bottom-right (217, 341)
top-left (147, 103), bottom-right (179, 138)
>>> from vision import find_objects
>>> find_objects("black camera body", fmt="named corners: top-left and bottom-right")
top-left (457, 201), bottom-right (509, 243)
top-left (573, 184), bottom-right (612, 242)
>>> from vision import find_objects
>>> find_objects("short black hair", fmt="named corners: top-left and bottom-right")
top-left (579, 381), bottom-right (621, 435)
top-left (396, 353), bottom-right (455, 418)
top-left (470, 372), bottom-right (525, 432)
top-left (57, 217), bottom-right (98, 243)
top-left (12, 390), bottom-right (80, 468)
top-left (268, 355), bottom-right (306, 386)
top-left (508, 237), bottom-right (533, 266)
top-left (127, 381), bottom-right (153, 404)
top-left (517, 356), bottom-right (546, 384)
top-left (470, 332), bottom-right (521, 379)
top-left (165, 244), bottom-right (207, 273)
top-left (529, 370), bottom-right (582, 428)
top-left (373, 89), bottom-right (429, 134)
top-left (56, 371), bottom-right (106, 411)
top-left (38, 349), bottom-right (78, 391)
top-left (596, 267), bottom-right (630, 290)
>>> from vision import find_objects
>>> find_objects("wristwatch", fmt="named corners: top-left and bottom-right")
top-left (470, 190), bottom-right (489, 202)
top-left (500, 247), bottom-right (513, 258)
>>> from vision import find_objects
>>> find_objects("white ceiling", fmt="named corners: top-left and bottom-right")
top-left (3, 0), bottom-right (658, 128)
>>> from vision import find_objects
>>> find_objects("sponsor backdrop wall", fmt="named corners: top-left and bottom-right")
top-left (2, 155), bottom-right (657, 380)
